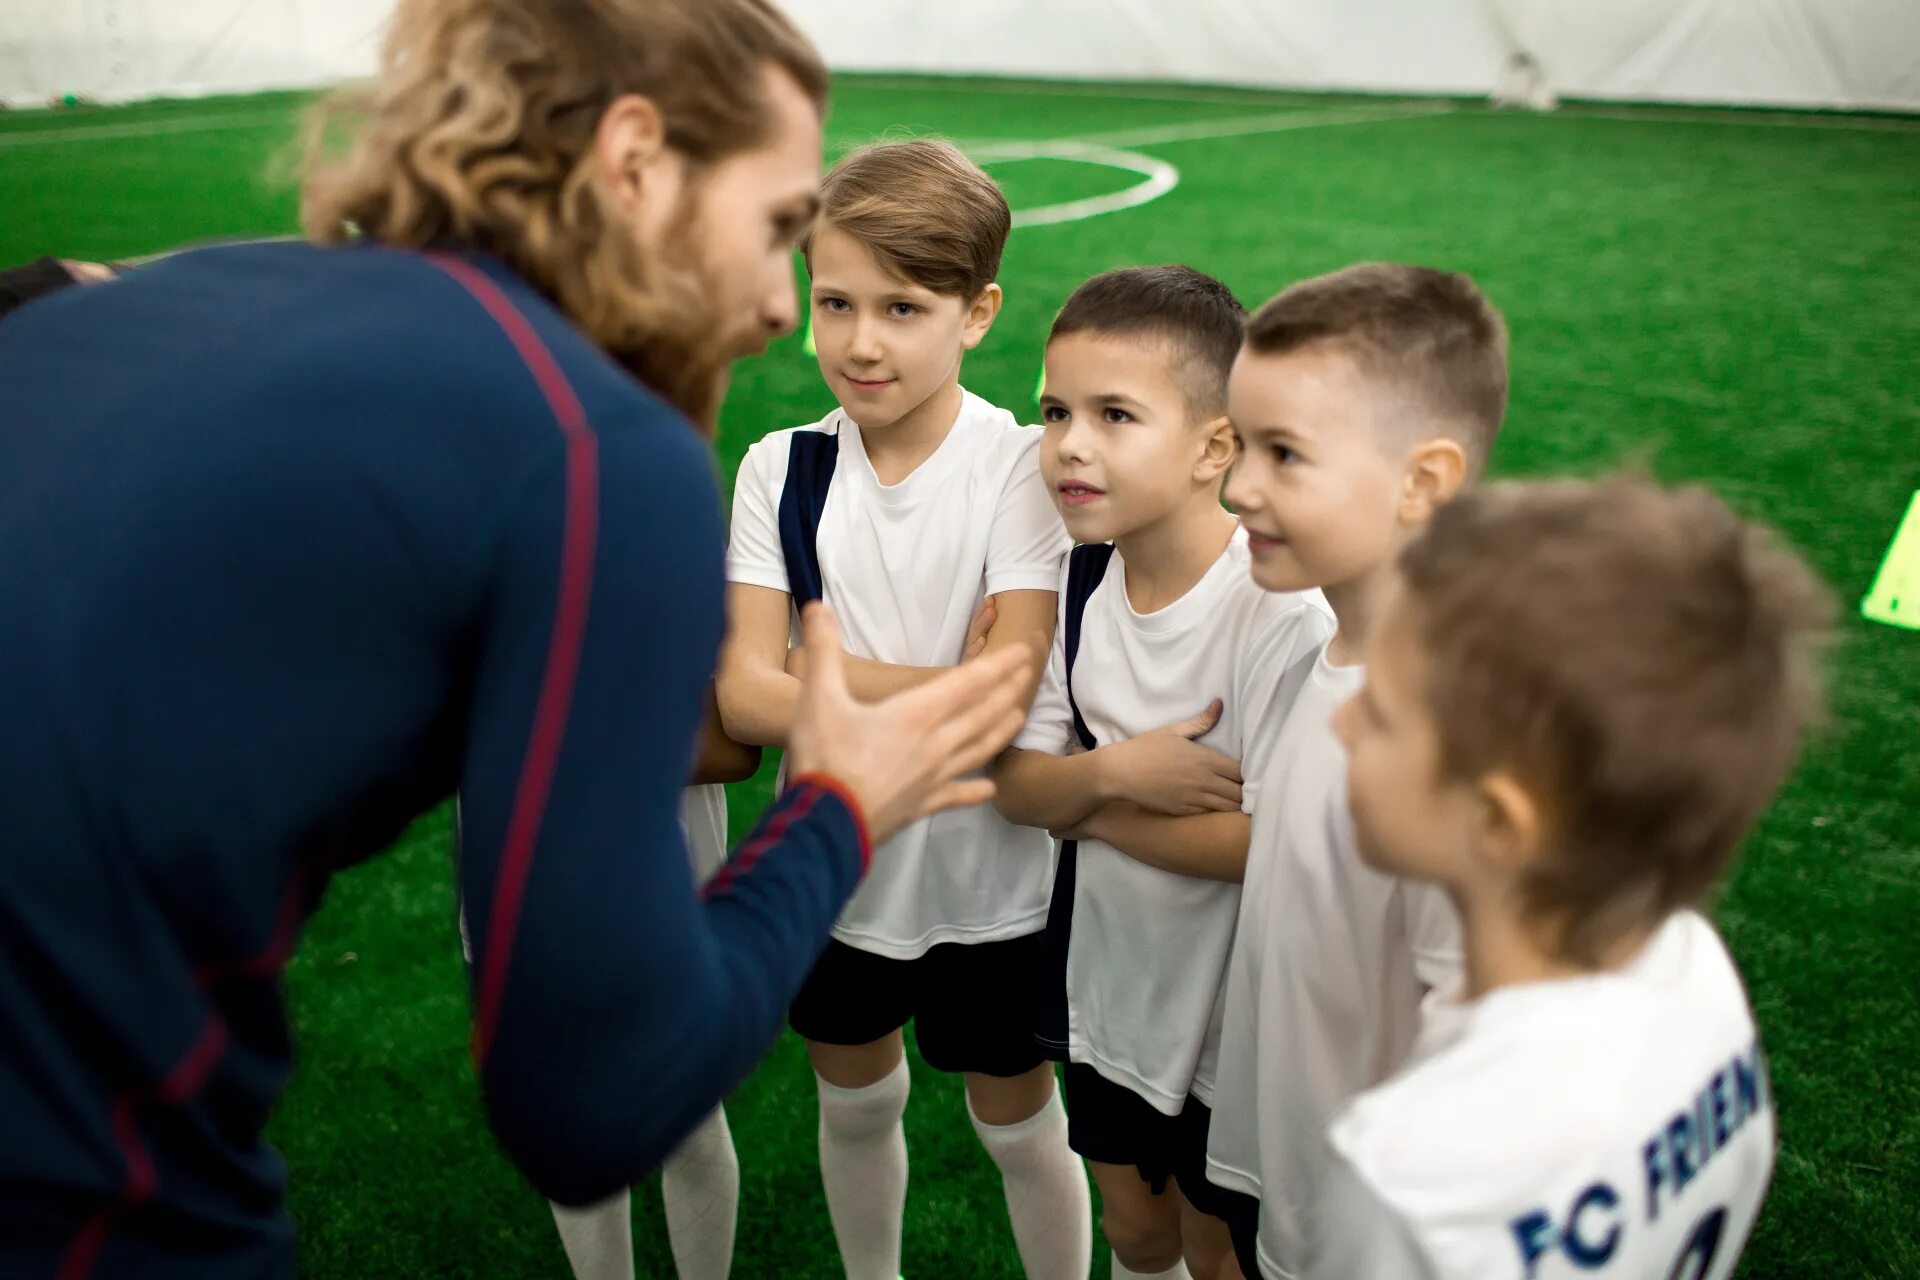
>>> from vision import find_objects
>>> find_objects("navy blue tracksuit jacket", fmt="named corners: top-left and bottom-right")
top-left (0, 242), bottom-right (868, 1278)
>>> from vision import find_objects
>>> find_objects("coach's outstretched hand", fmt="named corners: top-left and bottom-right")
top-left (787, 602), bottom-right (1030, 846)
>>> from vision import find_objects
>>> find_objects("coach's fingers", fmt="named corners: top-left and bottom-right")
top-left (918, 777), bottom-right (998, 820)
top-left (798, 603), bottom-right (850, 697)
top-left (907, 642), bottom-right (1031, 729)
top-left (933, 694), bottom-right (1036, 786)
top-left (937, 703), bottom-right (1031, 786)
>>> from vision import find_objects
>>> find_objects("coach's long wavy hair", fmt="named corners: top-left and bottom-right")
top-left (301, 0), bottom-right (828, 429)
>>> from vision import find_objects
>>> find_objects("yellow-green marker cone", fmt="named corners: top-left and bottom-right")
top-left (803, 316), bottom-right (816, 357)
top-left (1862, 489), bottom-right (1920, 631)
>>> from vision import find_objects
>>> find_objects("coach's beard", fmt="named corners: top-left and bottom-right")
top-left (607, 208), bottom-right (748, 439)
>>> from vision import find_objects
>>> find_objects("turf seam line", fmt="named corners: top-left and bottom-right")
top-left (843, 76), bottom-right (1363, 109)
top-left (0, 109), bottom-right (294, 148)
top-left (13, 91), bottom-right (1919, 151)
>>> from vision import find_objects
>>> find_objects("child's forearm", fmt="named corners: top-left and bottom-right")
top-left (1075, 804), bottom-right (1251, 883)
top-left (788, 648), bottom-right (948, 702)
top-left (715, 666), bottom-right (800, 750)
top-left (992, 747), bottom-right (1114, 832)
top-left (689, 684), bottom-right (763, 784)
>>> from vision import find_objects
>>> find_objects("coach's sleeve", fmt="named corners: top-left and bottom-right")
top-left (986, 430), bottom-right (1072, 595)
top-left (457, 415), bottom-right (867, 1207)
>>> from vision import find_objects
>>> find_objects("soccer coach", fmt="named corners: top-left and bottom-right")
top-left (0, 1), bottom-right (1031, 1275)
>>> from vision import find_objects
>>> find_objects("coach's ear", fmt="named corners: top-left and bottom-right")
top-left (1195, 414), bottom-right (1236, 485)
top-left (595, 94), bottom-right (685, 232)
top-left (962, 283), bottom-right (1004, 350)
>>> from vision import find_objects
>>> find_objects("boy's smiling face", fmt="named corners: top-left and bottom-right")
top-left (1224, 343), bottom-right (1416, 595)
top-left (1039, 330), bottom-right (1228, 545)
top-left (807, 222), bottom-right (996, 433)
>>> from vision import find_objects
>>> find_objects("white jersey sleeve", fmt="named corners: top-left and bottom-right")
top-left (1013, 576), bottom-right (1076, 755)
top-left (1232, 591), bottom-right (1334, 815)
top-left (725, 433), bottom-right (791, 593)
top-left (984, 432), bottom-right (1072, 596)
top-left (1309, 1148), bottom-right (1444, 1280)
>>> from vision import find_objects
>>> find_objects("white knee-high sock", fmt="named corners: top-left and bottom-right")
top-left (661, 1105), bottom-right (739, 1280)
top-left (1110, 1256), bottom-right (1192, 1280)
top-left (969, 1086), bottom-right (1092, 1280)
top-left (816, 1060), bottom-right (911, 1280)
top-left (551, 1190), bottom-right (634, 1280)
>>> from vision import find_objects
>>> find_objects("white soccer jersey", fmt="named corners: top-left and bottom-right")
top-left (1205, 648), bottom-right (1463, 1279)
top-left (1013, 527), bottom-right (1331, 1114)
top-left (680, 784), bottom-right (729, 883)
top-left (1313, 911), bottom-right (1774, 1280)
top-left (728, 391), bottom-right (1071, 958)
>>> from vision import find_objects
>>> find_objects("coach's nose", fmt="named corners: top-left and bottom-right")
top-left (761, 269), bottom-right (798, 339)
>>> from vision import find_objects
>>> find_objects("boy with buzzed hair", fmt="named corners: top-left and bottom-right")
top-left (1312, 476), bottom-right (1829, 1279)
top-left (995, 265), bottom-right (1332, 1280)
top-left (1205, 263), bottom-right (1510, 1279)
top-left (719, 139), bottom-right (1087, 1280)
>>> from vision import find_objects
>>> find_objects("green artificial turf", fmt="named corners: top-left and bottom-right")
top-left (3, 74), bottom-right (1917, 1278)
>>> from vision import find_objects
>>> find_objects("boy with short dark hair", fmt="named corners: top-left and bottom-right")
top-left (719, 139), bottom-right (1086, 1280)
top-left (1206, 263), bottom-right (1510, 1279)
top-left (1311, 476), bottom-right (1829, 1279)
top-left (996, 265), bottom-right (1333, 1280)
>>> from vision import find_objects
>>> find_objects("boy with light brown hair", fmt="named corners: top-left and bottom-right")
top-left (1203, 262), bottom-right (1509, 1279)
top-left (1311, 476), bottom-right (1829, 1279)
top-left (718, 139), bottom-right (1087, 1280)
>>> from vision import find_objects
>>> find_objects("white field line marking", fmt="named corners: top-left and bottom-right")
top-left (967, 103), bottom-right (1457, 229)
top-left (976, 145), bottom-right (1182, 229)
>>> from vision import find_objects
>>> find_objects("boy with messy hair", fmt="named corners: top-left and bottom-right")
top-left (1311, 476), bottom-right (1828, 1279)
top-left (1206, 263), bottom-right (1509, 1279)
top-left (718, 139), bottom-right (1087, 1280)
